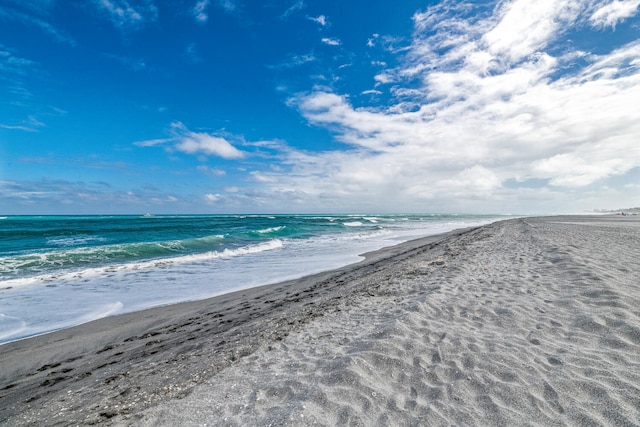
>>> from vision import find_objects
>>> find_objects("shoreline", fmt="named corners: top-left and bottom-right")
top-left (2, 215), bottom-right (639, 425)
top-left (0, 224), bottom-right (466, 424)
top-left (0, 224), bottom-right (464, 346)
top-left (0, 214), bottom-right (501, 346)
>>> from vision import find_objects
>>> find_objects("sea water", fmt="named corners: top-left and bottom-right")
top-left (0, 214), bottom-right (508, 344)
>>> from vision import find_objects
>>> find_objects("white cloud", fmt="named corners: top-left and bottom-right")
top-left (27, 115), bottom-right (45, 127)
top-left (217, 0), bottom-right (238, 14)
top-left (482, 0), bottom-right (580, 65)
top-left (0, 123), bottom-right (37, 132)
top-left (116, 0), bottom-right (640, 213)
top-left (197, 165), bottom-right (226, 176)
top-left (250, 171), bottom-right (278, 183)
top-left (204, 193), bottom-right (222, 203)
top-left (0, 115), bottom-right (46, 132)
top-left (133, 137), bottom-right (172, 147)
top-left (374, 72), bottom-right (394, 85)
top-left (447, 166), bottom-right (502, 194)
top-left (321, 37), bottom-right (341, 46)
top-left (193, 0), bottom-right (210, 23)
top-left (0, 2), bottom-right (75, 44)
top-left (259, 0), bottom-right (640, 212)
top-left (171, 122), bottom-right (244, 159)
top-left (92, 0), bottom-right (158, 29)
top-left (283, 0), bottom-right (304, 18)
top-left (135, 122), bottom-right (245, 159)
top-left (185, 43), bottom-right (202, 63)
top-left (590, 0), bottom-right (640, 28)
top-left (269, 53), bottom-right (315, 69)
top-left (0, 47), bottom-right (36, 76)
top-left (532, 153), bottom-right (630, 187)
top-left (309, 15), bottom-right (327, 26)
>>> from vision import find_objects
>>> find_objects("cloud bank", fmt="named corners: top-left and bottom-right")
top-left (5, 0), bottom-right (639, 214)
top-left (246, 0), bottom-right (640, 212)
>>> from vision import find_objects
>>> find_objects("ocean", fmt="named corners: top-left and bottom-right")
top-left (0, 214), bottom-right (508, 344)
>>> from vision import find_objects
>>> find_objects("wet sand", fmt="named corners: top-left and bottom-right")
top-left (1, 216), bottom-right (639, 426)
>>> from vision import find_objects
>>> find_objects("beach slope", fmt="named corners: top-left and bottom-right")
top-left (1, 216), bottom-right (639, 426)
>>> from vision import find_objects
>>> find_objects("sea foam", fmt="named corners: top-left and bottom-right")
top-left (0, 214), bottom-right (509, 344)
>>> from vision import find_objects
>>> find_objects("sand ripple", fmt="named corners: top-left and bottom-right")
top-left (136, 217), bottom-right (640, 426)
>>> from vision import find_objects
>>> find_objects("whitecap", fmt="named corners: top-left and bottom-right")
top-left (46, 235), bottom-right (106, 247)
top-left (256, 226), bottom-right (286, 234)
top-left (0, 239), bottom-right (285, 290)
top-left (344, 221), bottom-right (364, 227)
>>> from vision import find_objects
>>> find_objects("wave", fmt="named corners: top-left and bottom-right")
top-left (254, 226), bottom-right (286, 235)
top-left (0, 239), bottom-right (284, 289)
top-left (338, 228), bottom-right (390, 241)
top-left (214, 239), bottom-right (283, 259)
top-left (0, 234), bottom-right (227, 278)
top-left (46, 235), bottom-right (107, 247)
top-left (362, 217), bottom-right (379, 223)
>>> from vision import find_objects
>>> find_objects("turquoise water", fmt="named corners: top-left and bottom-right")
top-left (0, 214), bottom-right (507, 343)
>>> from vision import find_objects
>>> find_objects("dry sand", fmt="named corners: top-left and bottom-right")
top-left (1, 216), bottom-right (639, 426)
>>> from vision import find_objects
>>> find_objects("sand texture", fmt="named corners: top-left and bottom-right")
top-left (1, 216), bottom-right (640, 426)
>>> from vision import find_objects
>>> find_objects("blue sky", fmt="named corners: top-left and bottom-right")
top-left (1, 0), bottom-right (639, 214)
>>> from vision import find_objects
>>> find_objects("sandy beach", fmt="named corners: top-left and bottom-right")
top-left (1, 216), bottom-right (639, 426)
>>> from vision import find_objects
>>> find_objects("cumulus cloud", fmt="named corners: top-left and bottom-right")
top-left (171, 122), bottom-right (245, 159)
top-left (531, 153), bottom-right (630, 187)
top-left (128, 0), bottom-right (640, 213)
top-left (135, 122), bottom-right (245, 159)
top-left (258, 0), bottom-right (640, 212)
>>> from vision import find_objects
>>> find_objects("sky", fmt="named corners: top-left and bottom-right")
top-left (1, 0), bottom-right (639, 215)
